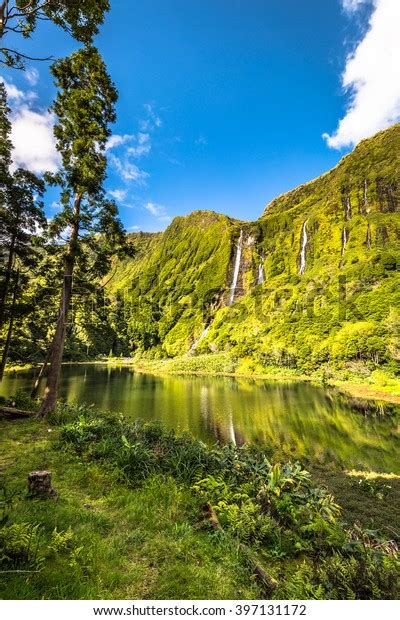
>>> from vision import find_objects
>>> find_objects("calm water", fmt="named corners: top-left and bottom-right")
top-left (1, 364), bottom-right (399, 472)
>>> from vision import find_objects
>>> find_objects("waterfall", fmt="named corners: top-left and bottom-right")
top-left (345, 196), bottom-right (352, 221)
top-left (257, 255), bottom-right (265, 285)
top-left (341, 227), bottom-right (348, 256)
top-left (299, 221), bottom-right (308, 275)
top-left (189, 324), bottom-right (211, 353)
top-left (228, 229), bottom-right (243, 305)
top-left (366, 223), bottom-right (372, 249)
top-left (364, 180), bottom-right (368, 207)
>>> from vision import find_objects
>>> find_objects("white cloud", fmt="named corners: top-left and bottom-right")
top-left (107, 105), bottom-right (162, 195)
top-left (342, 0), bottom-right (371, 11)
top-left (2, 78), bottom-right (24, 101)
top-left (10, 107), bottom-right (59, 173)
top-left (25, 67), bottom-right (39, 86)
top-left (127, 132), bottom-right (151, 157)
top-left (195, 135), bottom-right (207, 146)
top-left (145, 201), bottom-right (163, 216)
top-left (141, 103), bottom-right (162, 131)
top-left (105, 134), bottom-right (135, 151)
top-left (127, 225), bottom-right (140, 231)
top-left (144, 202), bottom-right (171, 223)
top-left (108, 188), bottom-right (128, 202)
top-left (1, 76), bottom-right (38, 105)
top-left (110, 154), bottom-right (149, 184)
top-left (324, 0), bottom-right (400, 149)
top-left (0, 76), bottom-right (59, 174)
top-left (106, 131), bottom-right (151, 159)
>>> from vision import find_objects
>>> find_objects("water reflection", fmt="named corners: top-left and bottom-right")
top-left (1, 364), bottom-right (398, 472)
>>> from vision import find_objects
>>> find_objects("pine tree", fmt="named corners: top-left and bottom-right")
top-left (0, 83), bottom-right (46, 347)
top-left (0, 168), bottom-right (46, 332)
top-left (0, 81), bottom-right (12, 200)
top-left (38, 46), bottom-right (125, 417)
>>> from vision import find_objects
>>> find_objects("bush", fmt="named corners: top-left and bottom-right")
top-left (0, 523), bottom-right (43, 571)
top-left (58, 411), bottom-right (399, 597)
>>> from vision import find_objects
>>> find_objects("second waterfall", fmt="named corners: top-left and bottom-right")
top-left (228, 229), bottom-right (243, 305)
top-left (299, 221), bottom-right (308, 275)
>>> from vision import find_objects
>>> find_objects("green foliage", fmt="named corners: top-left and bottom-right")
top-left (58, 409), bottom-right (398, 600)
top-left (0, 523), bottom-right (43, 571)
top-left (0, 0), bottom-right (110, 69)
top-left (49, 527), bottom-right (75, 554)
top-left (49, 45), bottom-right (117, 194)
top-left (316, 553), bottom-right (399, 600)
top-left (276, 552), bottom-right (400, 600)
top-left (92, 125), bottom-right (400, 382)
top-left (4, 123), bottom-right (399, 377)
top-left (5, 389), bottom-right (38, 412)
top-left (351, 477), bottom-right (392, 501)
top-left (1, 413), bottom-right (398, 599)
top-left (0, 419), bottom-right (260, 599)
top-left (0, 82), bottom-right (12, 198)
top-left (0, 83), bottom-right (47, 375)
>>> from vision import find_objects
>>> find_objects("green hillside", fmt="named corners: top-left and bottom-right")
top-left (105, 125), bottom-right (400, 380)
top-left (108, 211), bottom-right (236, 356)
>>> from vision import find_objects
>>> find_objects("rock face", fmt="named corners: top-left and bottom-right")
top-left (28, 471), bottom-right (58, 499)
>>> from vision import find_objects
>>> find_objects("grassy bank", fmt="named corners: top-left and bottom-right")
top-left (120, 353), bottom-right (400, 404)
top-left (0, 408), bottom-right (399, 600)
top-left (0, 417), bottom-right (260, 599)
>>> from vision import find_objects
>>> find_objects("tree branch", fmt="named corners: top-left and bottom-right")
top-left (0, 46), bottom-right (53, 63)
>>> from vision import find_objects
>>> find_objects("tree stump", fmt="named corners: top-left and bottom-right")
top-left (28, 471), bottom-right (58, 499)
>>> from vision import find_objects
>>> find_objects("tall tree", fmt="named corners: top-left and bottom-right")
top-left (0, 82), bottom-right (46, 334)
top-left (0, 267), bottom-right (18, 379)
top-left (0, 81), bottom-right (12, 201)
top-left (0, 168), bottom-right (46, 332)
top-left (39, 45), bottom-right (125, 417)
top-left (0, 0), bottom-right (110, 68)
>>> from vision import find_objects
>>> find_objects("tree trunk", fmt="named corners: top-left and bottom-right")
top-left (38, 193), bottom-right (82, 417)
top-left (30, 346), bottom-right (52, 398)
top-left (0, 234), bottom-right (15, 331)
top-left (0, 1), bottom-right (8, 37)
top-left (0, 269), bottom-right (19, 381)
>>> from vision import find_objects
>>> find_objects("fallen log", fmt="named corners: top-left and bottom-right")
top-left (0, 406), bottom-right (33, 419)
top-left (251, 557), bottom-right (279, 592)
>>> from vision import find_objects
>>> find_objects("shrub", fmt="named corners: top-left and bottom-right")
top-left (0, 523), bottom-right (43, 571)
top-left (58, 411), bottom-right (399, 594)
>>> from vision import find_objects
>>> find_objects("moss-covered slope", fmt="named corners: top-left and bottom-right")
top-left (108, 211), bottom-right (238, 356)
top-left (108, 125), bottom-right (400, 375)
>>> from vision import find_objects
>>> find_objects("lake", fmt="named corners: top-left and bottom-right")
top-left (1, 364), bottom-right (399, 473)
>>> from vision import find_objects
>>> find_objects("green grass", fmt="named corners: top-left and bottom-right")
top-left (0, 418), bottom-right (260, 600)
top-left (1, 410), bottom-right (399, 600)
top-left (310, 465), bottom-right (400, 536)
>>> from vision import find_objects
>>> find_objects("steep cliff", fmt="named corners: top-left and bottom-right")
top-left (106, 124), bottom-right (400, 375)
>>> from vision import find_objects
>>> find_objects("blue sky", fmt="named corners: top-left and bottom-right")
top-left (1, 0), bottom-right (399, 231)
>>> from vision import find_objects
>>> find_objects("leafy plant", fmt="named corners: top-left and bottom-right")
top-left (0, 523), bottom-right (44, 571)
